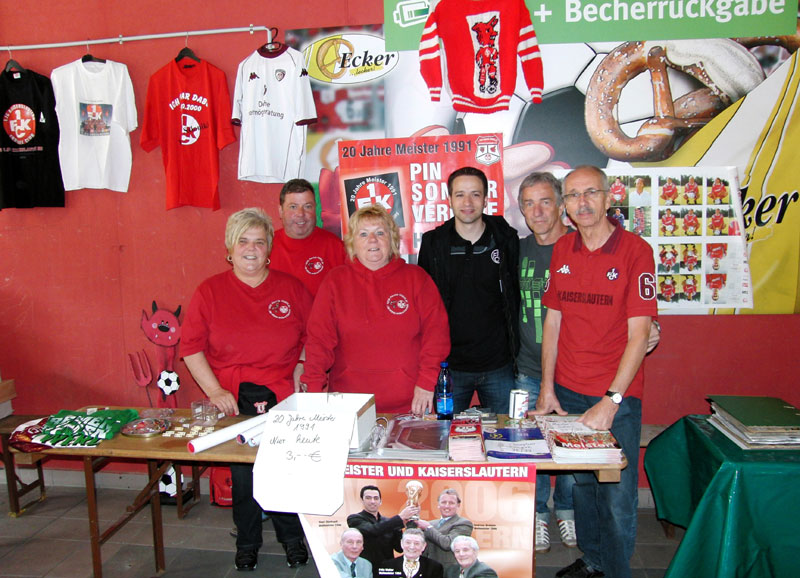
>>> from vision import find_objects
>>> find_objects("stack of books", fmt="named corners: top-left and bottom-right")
top-left (483, 425), bottom-right (552, 462)
top-left (535, 415), bottom-right (623, 463)
top-left (708, 395), bottom-right (800, 450)
top-left (448, 416), bottom-right (486, 461)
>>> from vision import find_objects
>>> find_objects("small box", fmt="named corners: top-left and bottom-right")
top-left (272, 392), bottom-right (376, 449)
top-left (191, 399), bottom-right (223, 426)
top-left (0, 379), bottom-right (16, 404)
top-left (0, 379), bottom-right (15, 419)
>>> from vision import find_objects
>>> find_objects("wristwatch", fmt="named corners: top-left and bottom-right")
top-left (605, 390), bottom-right (623, 404)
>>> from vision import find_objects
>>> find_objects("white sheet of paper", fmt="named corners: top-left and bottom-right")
top-left (253, 409), bottom-right (353, 515)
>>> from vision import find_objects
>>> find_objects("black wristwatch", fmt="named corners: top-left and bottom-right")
top-left (605, 390), bottom-right (623, 405)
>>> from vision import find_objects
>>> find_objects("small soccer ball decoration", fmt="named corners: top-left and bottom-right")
top-left (159, 465), bottom-right (182, 497)
top-left (157, 370), bottom-right (180, 396)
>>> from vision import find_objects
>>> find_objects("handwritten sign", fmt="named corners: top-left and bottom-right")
top-left (253, 409), bottom-right (354, 516)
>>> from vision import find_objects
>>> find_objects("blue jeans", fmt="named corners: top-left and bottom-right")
top-left (515, 374), bottom-right (574, 519)
top-left (450, 363), bottom-right (515, 414)
top-left (555, 383), bottom-right (641, 578)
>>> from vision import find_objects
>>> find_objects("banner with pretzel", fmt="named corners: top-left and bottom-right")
top-left (290, 21), bottom-right (800, 312)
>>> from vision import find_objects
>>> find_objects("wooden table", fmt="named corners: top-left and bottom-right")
top-left (2, 410), bottom-right (626, 576)
top-left (1, 409), bottom-right (250, 577)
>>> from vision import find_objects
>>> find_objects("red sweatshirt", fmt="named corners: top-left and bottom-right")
top-left (303, 257), bottom-right (450, 413)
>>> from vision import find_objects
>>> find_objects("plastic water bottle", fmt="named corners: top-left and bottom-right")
top-left (435, 362), bottom-right (453, 420)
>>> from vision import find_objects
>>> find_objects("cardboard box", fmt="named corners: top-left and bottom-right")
top-left (0, 379), bottom-right (16, 403)
top-left (272, 392), bottom-right (376, 449)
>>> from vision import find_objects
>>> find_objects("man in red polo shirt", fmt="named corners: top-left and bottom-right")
top-left (533, 165), bottom-right (656, 578)
top-left (270, 179), bottom-right (346, 297)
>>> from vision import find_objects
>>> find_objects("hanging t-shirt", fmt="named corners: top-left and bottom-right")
top-left (0, 68), bottom-right (65, 209)
top-left (140, 58), bottom-right (235, 210)
top-left (51, 59), bottom-right (137, 192)
top-left (232, 47), bottom-right (317, 183)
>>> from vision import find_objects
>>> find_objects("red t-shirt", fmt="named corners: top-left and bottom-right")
top-left (710, 183), bottom-right (727, 202)
top-left (609, 182), bottom-right (626, 203)
top-left (141, 59), bottom-right (236, 210)
top-left (181, 269), bottom-right (312, 401)
top-left (302, 257), bottom-right (450, 413)
top-left (683, 181), bottom-right (699, 202)
top-left (661, 183), bottom-right (677, 202)
top-left (269, 227), bottom-right (346, 297)
top-left (543, 220), bottom-right (657, 399)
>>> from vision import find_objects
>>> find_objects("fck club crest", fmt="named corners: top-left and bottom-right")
top-left (386, 293), bottom-right (409, 315)
top-left (3, 104), bottom-right (36, 144)
top-left (268, 299), bottom-right (291, 319)
top-left (344, 172), bottom-right (405, 227)
top-left (305, 256), bottom-right (324, 275)
top-left (181, 114), bottom-right (200, 145)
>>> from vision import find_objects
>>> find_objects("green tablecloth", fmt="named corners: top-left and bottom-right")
top-left (644, 415), bottom-right (800, 578)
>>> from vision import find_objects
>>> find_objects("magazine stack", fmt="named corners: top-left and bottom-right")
top-left (535, 415), bottom-right (623, 464)
top-left (707, 395), bottom-right (800, 449)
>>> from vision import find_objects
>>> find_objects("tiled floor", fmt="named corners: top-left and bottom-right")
top-left (0, 486), bottom-right (683, 577)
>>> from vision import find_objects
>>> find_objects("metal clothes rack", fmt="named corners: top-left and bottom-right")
top-left (2, 25), bottom-right (274, 53)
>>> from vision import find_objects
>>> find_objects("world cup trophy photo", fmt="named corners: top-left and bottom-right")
top-left (404, 480), bottom-right (424, 527)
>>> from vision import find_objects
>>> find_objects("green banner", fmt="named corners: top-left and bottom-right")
top-left (385, 0), bottom-right (797, 49)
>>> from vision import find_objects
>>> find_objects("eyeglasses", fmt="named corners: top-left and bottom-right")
top-left (563, 188), bottom-right (606, 204)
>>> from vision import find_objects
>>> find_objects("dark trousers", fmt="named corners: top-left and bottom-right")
top-left (231, 382), bottom-right (304, 550)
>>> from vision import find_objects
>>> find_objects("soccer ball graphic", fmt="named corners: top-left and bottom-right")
top-left (157, 370), bottom-right (180, 395)
top-left (159, 465), bottom-right (183, 497)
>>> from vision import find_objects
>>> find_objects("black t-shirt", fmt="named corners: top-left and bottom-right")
top-left (0, 68), bottom-right (64, 209)
top-left (446, 226), bottom-right (510, 372)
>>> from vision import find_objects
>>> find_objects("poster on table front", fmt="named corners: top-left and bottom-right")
top-left (300, 460), bottom-right (536, 578)
top-left (337, 133), bottom-right (504, 258)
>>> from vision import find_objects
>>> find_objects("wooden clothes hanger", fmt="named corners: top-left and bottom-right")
top-left (175, 32), bottom-right (200, 64)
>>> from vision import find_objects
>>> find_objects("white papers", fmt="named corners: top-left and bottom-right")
top-left (253, 409), bottom-right (354, 516)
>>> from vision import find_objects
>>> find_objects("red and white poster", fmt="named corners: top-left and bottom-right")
top-left (301, 459), bottom-right (536, 578)
top-left (338, 133), bottom-right (504, 257)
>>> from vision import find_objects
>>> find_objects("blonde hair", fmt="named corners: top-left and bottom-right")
top-left (225, 208), bottom-right (274, 255)
top-left (344, 205), bottom-right (400, 261)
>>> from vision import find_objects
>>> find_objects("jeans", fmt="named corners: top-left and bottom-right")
top-left (450, 363), bottom-right (516, 414)
top-left (515, 373), bottom-right (574, 519)
top-left (555, 383), bottom-right (641, 578)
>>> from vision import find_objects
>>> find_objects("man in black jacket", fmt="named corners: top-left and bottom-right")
top-left (347, 485), bottom-right (418, 570)
top-left (376, 528), bottom-right (443, 578)
top-left (418, 166), bottom-right (520, 415)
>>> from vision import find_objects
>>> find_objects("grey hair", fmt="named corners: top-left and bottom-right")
top-left (451, 535), bottom-right (479, 552)
top-left (340, 528), bottom-right (363, 544)
top-left (402, 528), bottom-right (426, 541)
top-left (517, 172), bottom-right (563, 206)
